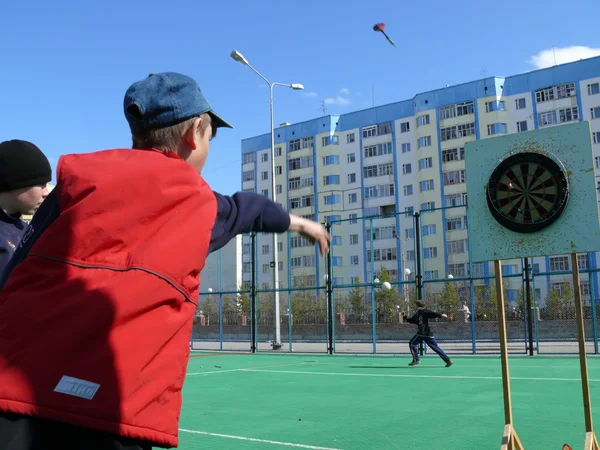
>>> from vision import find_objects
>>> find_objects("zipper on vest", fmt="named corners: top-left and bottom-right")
top-left (28, 253), bottom-right (197, 305)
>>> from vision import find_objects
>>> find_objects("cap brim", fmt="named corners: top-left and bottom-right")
top-left (208, 110), bottom-right (233, 129)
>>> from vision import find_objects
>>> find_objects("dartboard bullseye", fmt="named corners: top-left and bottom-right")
top-left (486, 152), bottom-right (569, 233)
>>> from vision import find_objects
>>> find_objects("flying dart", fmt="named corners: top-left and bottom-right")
top-left (373, 23), bottom-right (396, 47)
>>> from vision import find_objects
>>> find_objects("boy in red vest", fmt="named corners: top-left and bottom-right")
top-left (0, 72), bottom-right (331, 450)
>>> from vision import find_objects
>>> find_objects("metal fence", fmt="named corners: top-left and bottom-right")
top-left (191, 206), bottom-right (600, 356)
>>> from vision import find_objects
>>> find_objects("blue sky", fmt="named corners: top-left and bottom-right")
top-left (1, 0), bottom-right (599, 195)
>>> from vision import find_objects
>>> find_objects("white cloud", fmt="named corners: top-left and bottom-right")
top-left (304, 91), bottom-right (318, 97)
top-left (340, 88), bottom-right (350, 95)
top-left (528, 46), bottom-right (600, 69)
top-left (324, 96), bottom-right (351, 106)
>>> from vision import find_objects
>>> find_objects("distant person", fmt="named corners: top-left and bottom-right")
top-left (0, 72), bottom-right (331, 450)
top-left (0, 139), bottom-right (51, 275)
top-left (404, 300), bottom-right (453, 367)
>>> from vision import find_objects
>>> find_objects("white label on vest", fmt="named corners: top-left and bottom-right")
top-left (54, 376), bottom-right (100, 400)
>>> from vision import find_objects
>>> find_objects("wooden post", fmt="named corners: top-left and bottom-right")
top-left (571, 252), bottom-right (600, 450)
top-left (495, 260), bottom-right (524, 450)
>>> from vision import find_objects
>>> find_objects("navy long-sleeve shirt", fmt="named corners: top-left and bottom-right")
top-left (0, 188), bottom-right (291, 290)
top-left (405, 307), bottom-right (443, 337)
top-left (0, 210), bottom-right (27, 276)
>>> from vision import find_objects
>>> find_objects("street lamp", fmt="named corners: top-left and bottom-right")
top-left (231, 49), bottom-right (304, 350)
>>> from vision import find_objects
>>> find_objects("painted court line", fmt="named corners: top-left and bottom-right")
top-left (179, 428), bottom-right (342, 450)
top-left (186, 362), bottom-right (324, 376)
top-left (244, 369), bottom-right (600, 383)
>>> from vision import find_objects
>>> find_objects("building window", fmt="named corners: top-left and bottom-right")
top-left (323, 175), bottom-right (340, 185)
top-left (487, 123), bottom-right (507, 135)
top-left (593, 132), bottom-right (600, 145)
top-left (418, 136), bottom-right (432, 148)
top-left (423, 224), bottom-right (437, 235)
top-left (591, 106), bottom-right (600, 119)
top-left (515, 98), bottom-right (527, 109)
top-left (347, 153), bottom-right (356, 163)
top-left (275, 147), bottom-right (282, 157)
top-left (439, 101), bottom-right (474, 119)
top-left (401, 143), bottom-right (411, 153)
top-left (276, 184), bottom-right (282, 194)
top-left (364, 142), bottom-right (392, 158)
top-left (289, 139), bottom-right (301, 151)
top-left (261, 153), bottom-right (269, 162)
top-left (441, 147), bottom-right (465, 162)
top-left (538, 110), bottom-right (557, 126)
top-left (302, 137), bottom-right (314, 148)
top-left (262, 245), bottom-right (269, 255)
top-left (417, 114), bottom-right (430, 127)
top-left (403, 185), bottom-right (413, 196)
top-left (322, 155), bottom-right (340, 165)
top-left (559, 107), bottom-right (579, 123)
top-left (348, 193), bottom-right (357, 203)
top-left (261, 189), bottom-right (269, 197)
top-left (424, 247), bottom-right (438, 258)
top-left (348, 173), bottom-right (356, 183)
top-left (402, 163), bottom-right (412, 174)
top-left (349, 214), bottom-right (358, 224)
top-left (549, 256), bottom-right (569, 271)
top-left (351, 255), bottom-right (359, 266)
top-left (275, 166), bottom-right (282, 175)
top-left (324, 194), bottom-right (341, 205)
top-left (261, 171), bottom-right (269, 180)
top-left (485, 100), bottom-right (505, 112)
top-left (517, 121), bottom-right (528, 132)
top-left (421, 201), bottom-right (435, 211)
top-left (242, 170), bottom-right (254, 182)
top-left (419, 157), bottom-right (433, 170)
top-left (242, 153), bottom-right (255, 164)
top-left (443, 170), bottom-right (466, 185)
top-left (400, 121), bottom-right (410, 133)
top-left (588, 83), bottom-right (600, 96)
top-left (405, 228), bottom-right (414, 239)
top-left (350, 234), bottom-right (359, 245)
top-left (347, 133), bottom-right (355, 143)
top-left (420, 179), bottom-right (435, 192)
top-left (322, 135), bottom-right (339, 146)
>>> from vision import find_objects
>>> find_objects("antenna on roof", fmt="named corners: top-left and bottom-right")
top-left (321, 101), bottom-right (328, 115)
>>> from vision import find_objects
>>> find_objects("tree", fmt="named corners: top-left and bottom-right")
top-left (347, 276), bottom-right (368, 323)
top-left (203, 295), bottom-right (214, 325)
top-left (238, 290), bottom-right (251, 316)
top-left (222, 295), bottom-right (237, 324)
top-left (439, 281), bottom-right (460, 320)
top-left (374, 267), bottom-right (397, 324)
top-left (290, 273), bottom-right (325, 324)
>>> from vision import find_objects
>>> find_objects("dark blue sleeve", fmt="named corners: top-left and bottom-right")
top-left (209, 191), bottom-right (291, 253)
top-left (0, 188), bottom-right (60, 290)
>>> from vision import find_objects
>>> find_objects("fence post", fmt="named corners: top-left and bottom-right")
top-left (588, 252), bottom-right (598, 354)
top-left (524, 258), bottom-right (534, 356)
top-left (414, 212), bottom-right (424, 356)
top-left (369, 217), bottom-right (376, 354)
top-left (326, 222), bottom-right (334, 355)
top-left (251, 232), bottom-right (257, 353)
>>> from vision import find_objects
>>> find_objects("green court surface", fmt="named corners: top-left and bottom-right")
top-left (178, 353), bottom-right (600, 450)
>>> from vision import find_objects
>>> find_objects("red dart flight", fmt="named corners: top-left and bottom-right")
top-left (373, 23), bottom-right (396, 47)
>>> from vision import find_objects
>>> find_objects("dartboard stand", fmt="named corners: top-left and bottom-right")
top-left (494, 261), bottom-right (524, 450)
top-left (465, 122), bottom-right (600, 450)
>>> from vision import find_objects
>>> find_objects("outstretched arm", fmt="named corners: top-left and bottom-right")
top-left (424, 309), bottom-right (447, 319)
top-left (210, 191), bottom-right (330, 254)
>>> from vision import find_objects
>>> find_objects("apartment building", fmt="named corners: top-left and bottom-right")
top-left (240, 56), bottom-right (600, 305)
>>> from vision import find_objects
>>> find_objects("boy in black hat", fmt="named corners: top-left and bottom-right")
top-left (404, 300), bottom-right (453, 367)
top-left (0, 139), bottom-right (51, 275)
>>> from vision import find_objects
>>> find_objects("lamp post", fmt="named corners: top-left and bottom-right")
top-left (230, 50), bottom-right (304, 349)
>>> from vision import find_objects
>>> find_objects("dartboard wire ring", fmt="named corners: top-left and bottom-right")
top-left (486, 150), bottom-right (570, 233)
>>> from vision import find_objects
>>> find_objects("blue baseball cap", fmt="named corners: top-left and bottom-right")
top-left (123, 72), bottom-right (233, 135)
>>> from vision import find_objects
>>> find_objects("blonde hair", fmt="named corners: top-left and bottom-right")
top-left (131, 113), bottom-right (213, 152)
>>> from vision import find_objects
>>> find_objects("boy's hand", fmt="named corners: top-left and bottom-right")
top-left (288, 215), bottom-right (331, 255)
top-left (441, 314), bottom-right (448, 319)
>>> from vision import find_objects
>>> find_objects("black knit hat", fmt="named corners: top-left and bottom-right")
top-left (0, 140), bottom-right (52, 193)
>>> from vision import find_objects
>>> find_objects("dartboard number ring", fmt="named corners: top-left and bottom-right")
top-left (486, 152), bottom-right (569, 233)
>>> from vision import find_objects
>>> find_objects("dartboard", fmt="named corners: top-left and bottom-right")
top-left (486, 152), bottom-right (569, 233)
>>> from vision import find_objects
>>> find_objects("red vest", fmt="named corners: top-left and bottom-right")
top-left (0, 149), bottom-right (217, 447)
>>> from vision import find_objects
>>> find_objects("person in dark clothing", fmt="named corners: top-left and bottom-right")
top-left (404, 300), bottom-right (453, 367)
top-left (0, 139), bottom-right (51, 276)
